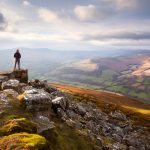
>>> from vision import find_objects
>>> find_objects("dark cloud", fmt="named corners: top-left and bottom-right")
top-left (0, 12), bottom-right (7, 31)
top-left (83, 32), bottom-right (150, 41)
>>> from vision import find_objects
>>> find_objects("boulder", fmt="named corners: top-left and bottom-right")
top-left (75, 103), bottom-right (86, 116)
top-left (0, 90), bottom-right (15, 105)
top-left (65, 119), bottom-right (76, 127)
top-left (75, 122), bottom-right (83, 130)
top-left (66, 110), bottom-right (77, 120)
top-left (18, 88), bottom-right (52, 111)
top-left (111, 143), bottom-right (127, 150)
top-left (28, 79), bottom-right (41, 88)
top-left (3, 89), bottom-right (18, 97)
top-left (129, 146), bottom-right (137, 150)
top-left (56, 108), bottom-right (67, 120)
top-left (21, 85), bottom-right (34, 92)
top-left (110, 111), bottom-right (127, 121)
top-left (52, 96), bottom-right (68, 111)
top-left (112, 134), bottom-right (122, 143)
top-left (123, 134), bottom-right (142, 148)
top-left (45, 85), bottom-right (58, 94)
top-left (114, 126), bottom-right (124, 137)
top-left (96, 137), bottom-right (103, 147)
top-left (28, 80), bottom-right (58, 94)
top-left (1, 79), bottom-right (20, 92)
top-left (0, 75), bottom-right (8, 90)
top-left (34, 115), bottom-right (55, 138)
top-left (0, 75), bottom-right (8, 83)
top-left (0, 89), bottom-right (19, 112)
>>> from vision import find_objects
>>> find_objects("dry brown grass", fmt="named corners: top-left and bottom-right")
top-left (50, 83), bottom-right (150, 127)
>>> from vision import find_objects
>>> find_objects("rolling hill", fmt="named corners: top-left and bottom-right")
top-left (49, 52), bottom-right (150, 103)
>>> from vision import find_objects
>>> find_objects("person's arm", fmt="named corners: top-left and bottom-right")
top-left (19, 53), bottom-right (21, 58)
top-left (14, 53), bottom-right (16, 58)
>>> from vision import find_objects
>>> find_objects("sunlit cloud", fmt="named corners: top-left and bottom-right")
top-left (38, 8), bottom-right (60, 23)
top-left (74, 5), bottom-right (98, 21)
top-left (23, 1), bottom-right (31, 7)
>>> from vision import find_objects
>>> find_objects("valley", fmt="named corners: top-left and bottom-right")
top-left (49, 53), bottom-right (150, 103)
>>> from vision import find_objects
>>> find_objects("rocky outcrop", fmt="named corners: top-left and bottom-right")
top-left (0, 69), bottom-right (28, 84)
top-left (62, 101), bottom-right (150, 149)
top-left (0, 73), bottom-right (149, 150)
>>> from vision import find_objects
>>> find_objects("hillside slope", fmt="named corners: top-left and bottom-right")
top-left (51, 83), bottom-right (150, 126)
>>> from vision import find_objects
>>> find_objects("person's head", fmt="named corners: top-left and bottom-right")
top-left (16, 49), bottom-right (19, 52)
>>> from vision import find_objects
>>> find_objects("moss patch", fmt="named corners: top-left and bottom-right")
top-left (0, 132), bottom-right (47, 150)
top-left (102, 136), bottom-right (114, 146)
top-left (0, 118), bottom-right (37, 135)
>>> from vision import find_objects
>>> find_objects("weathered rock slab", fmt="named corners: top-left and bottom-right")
top-left (19, 88), bottom-right (52, 111)
top-left (1, 79), bottom-right (20, 92)
top-left (0, 69), bottom-right (28, 84)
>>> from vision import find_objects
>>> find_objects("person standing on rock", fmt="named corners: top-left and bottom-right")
top-left (14, 49), bottom-right (21, 70)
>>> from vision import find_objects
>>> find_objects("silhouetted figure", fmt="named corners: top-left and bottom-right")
top-left (14, 49), bottom-right (21, 70)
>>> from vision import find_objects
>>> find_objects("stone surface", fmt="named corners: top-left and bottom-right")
top-left (3, 89), bottom-right (19, 97)
top-left (13, 69), bottom-right (28, 83)
top-left (0, 69), bottom-right (28, 84)
top-left (128, 146), bottom-right (137, 150)
top-left (34, 115), bottom-right (55, 137)
top-left (56, 108), bottom-right (67, 120)
top-left (110, 111), bottom-right (127, 121)
top-left (19, 88), bottom-right (52, 111)
top-left (0, 89), bottom-right (18, 110)
top-left (0, 75), bottom-right (8, 90)
top-left (52, 96), bottom-right (67, 111)
top-left (1, 79), bottom-right (20, 92)
top-left (76, 103), bottom-right (86, 116)
top-left (96, 137), bottom-right (103, 147)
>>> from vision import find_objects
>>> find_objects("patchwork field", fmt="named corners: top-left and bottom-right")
top-left (49, 53), bottom-right (150, 103)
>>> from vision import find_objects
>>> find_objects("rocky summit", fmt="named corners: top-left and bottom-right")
top-left (0, 70), bottom-right (149, 150)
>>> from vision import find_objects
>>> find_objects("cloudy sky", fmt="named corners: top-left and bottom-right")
top-left (0, 0), bottom-right (150, 50)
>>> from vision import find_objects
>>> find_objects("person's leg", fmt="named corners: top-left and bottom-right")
top-left (18, 59), bottom-right (20, 70)
top-left (14, 59), bottom-right (17, 70)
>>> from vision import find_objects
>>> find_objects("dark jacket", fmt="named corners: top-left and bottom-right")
top-left (14, 52), bottom-right (21, 59)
